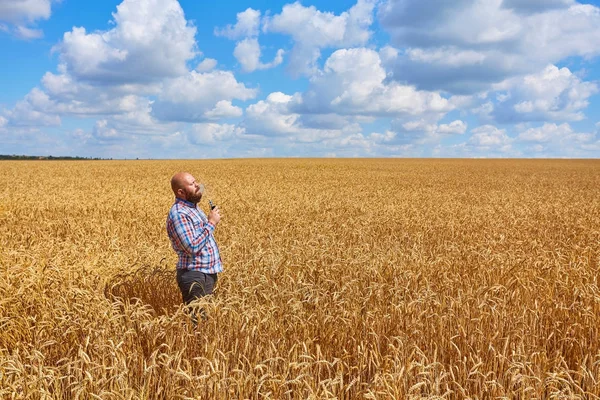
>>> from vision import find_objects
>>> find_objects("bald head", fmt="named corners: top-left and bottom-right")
top-left (171, 172), bottom-right (203, 204)
top-left (171, 172), bottom-right (192, 194)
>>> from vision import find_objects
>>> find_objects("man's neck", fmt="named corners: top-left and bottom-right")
top-left (176, 197), bottom-right (197, 207)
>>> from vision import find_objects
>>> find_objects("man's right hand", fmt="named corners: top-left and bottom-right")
top-left (208, 206), bottom-right (221, 226)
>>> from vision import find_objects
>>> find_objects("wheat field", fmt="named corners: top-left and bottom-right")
top-left (0, 158), bottom-right (599, 399)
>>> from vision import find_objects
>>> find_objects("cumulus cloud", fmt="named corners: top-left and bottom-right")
top-left (468, 125), bottom-right (513, 152)
top-left (501, 0), bottom-right (574, 14)
top-left (5, 0), bottom-right (599, 158)
top-left (13, 72), bottom-right (156, 120)
top-left (0, 0), bottom-right (52, 23)
top-left (15, 25), bottom-right (43, 39)
top-left (306, 129), bottom-right (420, 158)
top-left (214, 8), bottom-right (261, 39)
top-left (401, 119), bottom-right (467, 135)
top-left (233, 38), bottom-right (284, 72)
top-left (239, 47), bottom-right (460, 146)
top-left (390, 118), bottom-right (467, 146)
top-left (513, 123), bottom-right (600, 156)
top-left (438, 120), bottom-right (468, 134)
top-left (296, 48), bottom-right (454, 117)
top-left (297, 113), bottom-right (355, 130)
top-left (4, 0), bottom-right (258, 136)
top-left (151, 70), bottom-right (257, 122)
top-left (215, 7), bottom-right (284, 73)
top-left (55, 0), bottom-right (197, 84)
top-left (379, 0), bottom-right (600, 93)
top-left (518, 122), bottom-right (594, 144)
top-left (244, 92), bottom-right (303, 136)
top-left (243, 91), bottom-right (358, 142)
top-left (432, 125), bottom-right (519, 158)
top-left (2, 88), bottom-right (61, 127)
top-left (319, 130), bottom-right (398, 155)
top-left (405, 47), bottom-right (487, 68)
top-left (93, 119), bottom-right (121, 140)
top-left (493, 65), bottom-right (598, 122)
top-left (0, 0), bottom-right (54, 39)
top-left (196, 58), bottom-right (217, 72)
top-left (189, 123), bottom-right (245, 144)
top-left (263, 0), bottom-right (376, 76)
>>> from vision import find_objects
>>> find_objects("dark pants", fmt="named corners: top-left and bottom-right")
top-left (176, 270), bottom-right (218, 303)
top-left (176, 270), bottom-right (218, 326)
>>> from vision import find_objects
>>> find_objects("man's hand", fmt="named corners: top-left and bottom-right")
top-left (208, 206), bottom-right (221, 226)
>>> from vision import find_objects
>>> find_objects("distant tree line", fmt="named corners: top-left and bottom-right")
top-left (0, 155), bottom-right (110, 160)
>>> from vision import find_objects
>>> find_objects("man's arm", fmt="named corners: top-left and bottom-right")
top-left (172, 212), bottom-right (215, 256)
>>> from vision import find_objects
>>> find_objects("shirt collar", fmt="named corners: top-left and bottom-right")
top-left (175, 197), bottom-right (197, 208)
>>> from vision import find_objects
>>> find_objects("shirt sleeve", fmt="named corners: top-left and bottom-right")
top-left (172, 211), bottom-right (215, 256)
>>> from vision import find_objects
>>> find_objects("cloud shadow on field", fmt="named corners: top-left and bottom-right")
top-left (105, 262), bottom-right (181, 316)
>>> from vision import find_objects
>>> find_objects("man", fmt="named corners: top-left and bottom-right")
top-left (166, 172), bottom-right (222, 324)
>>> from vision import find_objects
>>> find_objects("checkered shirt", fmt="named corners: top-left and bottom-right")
top-left (166, 197), bottom-right (223, 273)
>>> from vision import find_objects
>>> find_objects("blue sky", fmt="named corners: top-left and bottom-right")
top-left (1, 0), bottom-right (600, 158)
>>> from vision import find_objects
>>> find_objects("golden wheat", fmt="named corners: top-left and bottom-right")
top-left (0, 158), bottom-right (599, 399)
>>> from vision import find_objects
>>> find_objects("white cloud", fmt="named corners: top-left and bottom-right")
top-left (55, 0), bottom-right (197, 84)
top-left (502, 0), bottom-right (574, 14)
top-left (402, 119), bottom-right (467, 135)
top-left (263, 0), bottom-right (376, 76)
top-left (315, 130), bottom-right (416, 157)
top-left (4, 0), bottom-right (259, 145)
top-left (15, 25), bottom-right (43, 39)
top-left (214, 8), bottom-right (260, 39)
top-left (85, 102), bottom-right (180, 144)
top-left (4, 71), bottom-right (172, 137)
top-left (514, 123), bottom-right (600, 156)
top-left (215, 8), bottom-right (284, 73)
top-left (196, 58), bottom-right (217, 72)
top-left (93, 119), bottom-right (121, 140)
top-left (297, 48), bottom-right (454, 117)
top-left (240, 48), bottom-right (459, 146)
top-left (369, 130), bottom-right (396, 143)
top-left (394, 118), bottom-right (467, 145)
top-left (19, 75), bottom-right (156, 117)
top-left (472, 101), bottom-right (494, 118)
top-left (438, 120), bottom-right (468, 134)
top-left (189, 123), bottom-right (245, 144)
top-left (379, 0), bottom-right (600, 93)
top-left (151, 70), bottom-right (257, 122)
top-left (379, 45), bottom-right (398, 63)
top-left (204, 100), bottom-right (243, 119)
top-left (71, 128), bottom-right (92, 142)
top-left (0, 0), bottom-right (53, 39)
top-left (468, 125), bottom-right (513, 152)
top-left (233, 37), bottom-right (284, 72)
top-left (518, 122), bottom-right (594, 144)
top-left (244, 92), bottom-right (301, 136)
top-left (297, 113), bottom-right (355, 130)
top-left (3, 88), bottom-right (61, 127)
top-left (406, 47), bottom-right (486, 67)
top-left (243, 91), bottom-right (355, 142)
top-left (0, 0), bottom-right (52, 23)
top-left (493, 65), bottom-right (598, 122)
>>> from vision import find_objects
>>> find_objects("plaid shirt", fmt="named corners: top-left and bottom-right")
top-left (166, 197), bottom-right (223, 273)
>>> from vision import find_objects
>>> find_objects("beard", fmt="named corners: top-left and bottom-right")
top-left (187, 188), bottom-right (202, 204)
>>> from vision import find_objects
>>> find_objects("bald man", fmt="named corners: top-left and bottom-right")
top-left (166, 172), bottom-right (222, 324)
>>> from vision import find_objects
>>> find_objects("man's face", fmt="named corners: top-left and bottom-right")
top-left (179, 174), bottom-right (203, 204)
